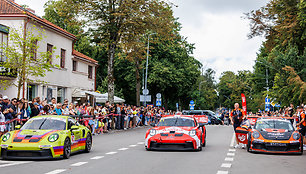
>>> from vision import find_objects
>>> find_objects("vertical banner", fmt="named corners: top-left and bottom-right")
top-left (241, 93), bottom-right (247, 115)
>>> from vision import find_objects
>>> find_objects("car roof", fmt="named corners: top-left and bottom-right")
top-left (31, 115), bottom-right (69, 119)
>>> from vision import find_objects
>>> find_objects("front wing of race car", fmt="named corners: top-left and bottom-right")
top-left (0, 130), bottom-right (73, 159)
top-left (248, 139), bottom-right (302, 154)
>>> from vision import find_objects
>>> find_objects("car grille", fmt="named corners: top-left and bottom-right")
top-left (260, 131), bottom-right (291, 140)
top-left (252, 142), bottom-right (300, 152)
top-left (160, 133), bottom-right (169, 136)
top-left (150, 142), bottom-right (194, 150)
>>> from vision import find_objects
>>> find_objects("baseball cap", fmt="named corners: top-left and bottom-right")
top-left (3, 96), bottom-right (9, 100)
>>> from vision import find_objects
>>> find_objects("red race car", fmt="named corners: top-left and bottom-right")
top-left (145, 115), bottom-right (206, 151)
top-left (247, 117), bottom-right (303, 154)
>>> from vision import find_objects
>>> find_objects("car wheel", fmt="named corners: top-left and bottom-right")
top-left (202, 133), bottom-right (206, 147)
top-left (85, 133), bottom-right (92, 153)
top-left (299, 138), bottom-right (303, 155)
top-left (63, 138), bottom-right (71, 159)
top-left (145, 146), bottom-right (151, 151)
top-left (247, 134), bottom-right (251, 152)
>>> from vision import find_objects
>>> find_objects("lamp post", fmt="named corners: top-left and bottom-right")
top-left (144, 33), bottom-right (156, 106)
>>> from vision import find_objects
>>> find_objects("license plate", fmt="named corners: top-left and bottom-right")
top-left (268, 143), bottom-right (286, 146)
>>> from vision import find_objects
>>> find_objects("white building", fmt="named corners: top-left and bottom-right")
top-left (0, 0), bottom-right (98, 103)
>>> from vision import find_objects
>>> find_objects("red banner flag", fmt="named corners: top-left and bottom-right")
top-left (241, 93), bottom-right (247, 115)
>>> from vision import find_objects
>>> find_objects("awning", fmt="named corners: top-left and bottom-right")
top-left (96, 93), bottom-right (125, 103)
top-left (72, 89), bottom-right (105, 98)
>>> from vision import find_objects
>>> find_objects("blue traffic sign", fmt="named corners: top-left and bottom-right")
top-left (190, 100), bottom-right (194, 104)
top-left (156, 99), bottom-right (162, 106)
top-left (190, 105), bottom-right (194, 110)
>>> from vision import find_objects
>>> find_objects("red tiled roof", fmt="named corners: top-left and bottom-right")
top-left (0, 0), bottom-right (76, 40)
top-left (72, 50), bottom-right (98, 65)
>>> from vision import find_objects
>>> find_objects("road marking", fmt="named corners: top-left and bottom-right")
top-left (106, 151), bottom-right (117, 155)
top-left (225, 157), bottom-right (234, 161)
top-left (129, 145), bottom-right (137, 147)
top-left (221, 163), bottom-right (232, 168)
top-left (90, 156), bottom-right (104, 160)
top-left (228, 149), bottom-right (236, 152)
top-left (45, 169), bottom-right (66, 174)
top-left (70, 162), bottom-right (88, 167)
top-left (217, 171), bottom-right (228, 174)
top-left (227, 153), bottom-right (235, 156)
top-left (230, 132), bottom-right (235, 147)
top-left (0, 161), bottom-right (31, 168)
top-left (118, 147), bottom-right (129, 151)
top-left (137, 142), bottom-right (145, 144)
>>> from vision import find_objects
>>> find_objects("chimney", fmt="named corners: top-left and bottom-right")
top-left (26, 8), bottom-right (35, 14)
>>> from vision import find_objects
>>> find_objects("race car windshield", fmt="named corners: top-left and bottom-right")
top-left (21, 118), bottom-right (66, 130)
top-left (255, 120), bottom-right (294, 131)
top-left (157, 118), bottom-right (195, 127)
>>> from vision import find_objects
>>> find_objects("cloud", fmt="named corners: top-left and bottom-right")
top-left (15, 0), bottom-right (48, 17)
top-left (170, 0), bottom-right (268, 80)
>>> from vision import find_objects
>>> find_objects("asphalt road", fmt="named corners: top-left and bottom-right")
top-left (1, 125), bottom-right (305, 174)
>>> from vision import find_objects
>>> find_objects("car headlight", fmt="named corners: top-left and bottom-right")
top-left (149, 129), bottom-right (156, 136)
top-left (292, 133), bottom-right (300, 140)
top-left (2, 133), bottom-right (10, 142)
top-left (48, 133), bottom-right (59, 142)
top-left (189, 129), bottom-right (196, 137)
top-left (252, 131), bottom-right (260, 139)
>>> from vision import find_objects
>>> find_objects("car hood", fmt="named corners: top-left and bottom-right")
top-left (10, 129), bottom-right (61, 143)
top-left (153, 126), bottom-right (194, 133)
top-left (259, 129), bottom-right (292, 140)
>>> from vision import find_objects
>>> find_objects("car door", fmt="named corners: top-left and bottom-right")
top-left (68, 118), bottom-right (81, 151)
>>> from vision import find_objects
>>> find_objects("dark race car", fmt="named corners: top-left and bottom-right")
top-left (247, 117), bottom-right (303, 154)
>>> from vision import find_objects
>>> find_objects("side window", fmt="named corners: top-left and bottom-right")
top-left (68, 118), bottom-right (76, 129)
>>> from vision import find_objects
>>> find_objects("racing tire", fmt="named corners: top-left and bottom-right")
top-left (202, 133), bottom-right (206, 147)
top-left (63, 138), bottom-right (71, 159)
top-left (299, 139), bottom-right (303, 155)
top-left (247, 133), bottom-right (251, 152)
top-left (85, 133), bottom-right (92, 153)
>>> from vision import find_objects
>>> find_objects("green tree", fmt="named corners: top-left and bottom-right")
top-left (0, 26), bottom-right (56, 98)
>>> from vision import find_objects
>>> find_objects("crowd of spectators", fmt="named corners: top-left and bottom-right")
top-left (0, 94), bottom-right (174, 137)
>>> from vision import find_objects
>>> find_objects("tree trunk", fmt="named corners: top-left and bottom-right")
top-left (135, 57), bottom-right (140, 106)
top-left (108, 43), bottom-right (116, 104)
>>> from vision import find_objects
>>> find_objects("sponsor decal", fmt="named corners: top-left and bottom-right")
top-left (238, 134), bottom-right (246, 142)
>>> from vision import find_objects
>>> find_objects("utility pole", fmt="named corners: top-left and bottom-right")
top-left (144, 33), bottom-right (156, 106)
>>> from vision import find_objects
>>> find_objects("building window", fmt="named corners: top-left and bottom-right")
top-left (72, 60), bottom-right (77, 71)
top-left (47, 87), bottom-right (53, 103)
top-left (47, 43), bottom-right (53, 64)
top-left (88, 65), bottom-right (93, 79)
top-left (60, 49), bottom-right (66, 68)
top-left (57, 87), bottom-right (66, 104)
top-left (0, 32), bottom-right (8, 62)
top-left (27, 84), bottom-right (37, 102)
top-left (31, 39), bottom-right (38, 60)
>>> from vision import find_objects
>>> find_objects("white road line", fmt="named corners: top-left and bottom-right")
top-left (70, 162), bottom-right (88, 167)
top-left (45, 169), bottom-right (66, 174)
top-left (106, 151), bottom-right (117, 155)
top-left (225, 157), bottom-right (234, 161)
top-left (137, 142), bottom-right (145, 144)
top-left (0, 161), bottom-right (31, 168)
top-left (90, 156), bottom-right (104, 160)
top-left (221, 163), bottom-right (232, 168)
top-left (230, 132), bottom-right (235, 147)
top-left (228, 149), bottom-right (236, 152)
top-left (118, 148), bottom-right (129, 151)
top-left (129, 145), bottom-right (137, 147)
top-left (217, 171), bottom-right (228, 174)
top-left (227, 153), bottom-right (235, 156)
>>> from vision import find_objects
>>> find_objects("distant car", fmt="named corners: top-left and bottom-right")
top-left (0, 115), bottom-right (92, 159)
top-left (247, 117), bottom-right (303, 154)
top-left (145, 115), bottom-right (206, 151)
top-left (183, 110), bottom-right (222, 125)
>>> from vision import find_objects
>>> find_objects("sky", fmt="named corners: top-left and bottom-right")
top-left (16, 0), bottom-right (269, 80)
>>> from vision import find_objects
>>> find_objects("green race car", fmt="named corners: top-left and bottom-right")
top-left (0, 115), bottom-right (92, 159)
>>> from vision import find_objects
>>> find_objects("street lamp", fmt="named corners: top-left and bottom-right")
top-left (144, 33), bottom-right (156, 106)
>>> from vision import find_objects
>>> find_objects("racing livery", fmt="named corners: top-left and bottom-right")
top-left (247, 117), bottom-right (303, 154)
top-left (145, 115), bottom-right (206, 151)
top-left (0, 115), bottom-right (92, 159)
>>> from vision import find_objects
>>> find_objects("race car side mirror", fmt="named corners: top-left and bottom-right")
top-left (71, 125), bottom-right (78, 130)
top-left (198, 123), bottom-right (206, 127)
